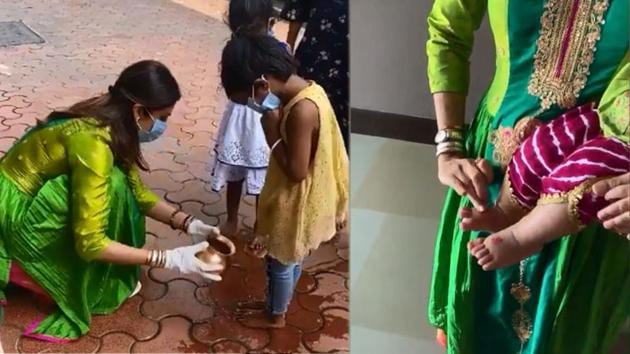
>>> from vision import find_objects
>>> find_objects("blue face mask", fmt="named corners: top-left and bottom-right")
top-left (247, 78), bottom-right (281, 114)
top-left (138, 110), bottom-right (167, 143)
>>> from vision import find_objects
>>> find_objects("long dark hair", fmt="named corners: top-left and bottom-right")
top-left (227, 0), bottom-right (274, 35)
top-left (46, 60), bottom-right (181, 171)
top-left (221, 34), bottom-right (296, 97)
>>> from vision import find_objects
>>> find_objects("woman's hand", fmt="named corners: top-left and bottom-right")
top-left (187, 219), bottom-right (221, 244)
top-left (164, 242), bottom-right (225, 281)
top-left (437, 153), bottom-right (493, 211)
top-left (593, 173), bottom-right (630, 237)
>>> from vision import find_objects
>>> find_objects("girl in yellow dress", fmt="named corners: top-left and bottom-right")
top-left (220, 34), bottom-right (349, 328)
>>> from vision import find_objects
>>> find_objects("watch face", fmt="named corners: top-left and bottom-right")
top-left (435, 130), bottom-right (447, 143)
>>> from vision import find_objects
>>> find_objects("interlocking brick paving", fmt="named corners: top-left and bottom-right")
top-left (0, 1), bottom-right (348, 352)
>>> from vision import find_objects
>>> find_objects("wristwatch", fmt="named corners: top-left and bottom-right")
top-left (434, 127), bottom-right (464, 144)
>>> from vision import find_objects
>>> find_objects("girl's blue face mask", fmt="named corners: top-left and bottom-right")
top-left (246, 76), bottom-right (281, 114)
top-left (138, 109), bottom-right (167, 143)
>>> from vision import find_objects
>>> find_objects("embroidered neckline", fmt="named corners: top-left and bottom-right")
top-left (528, 0), bottom-right (609, 110)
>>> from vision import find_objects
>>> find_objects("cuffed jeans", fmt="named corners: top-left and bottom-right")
top-left (266, 256), bottom-right (303, 315)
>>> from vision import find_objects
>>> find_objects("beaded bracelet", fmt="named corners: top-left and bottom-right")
top-left (182, 215), bottom-right (194, 232)
top-left (169, 210), bottom-right (181, 230)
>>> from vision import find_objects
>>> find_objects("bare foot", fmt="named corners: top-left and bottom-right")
top-left (235, 300), bottom-right (266, 314)
top-left (221, 220), bottom-right (238, 238)
top-left (460, 206), bottom-right (511, 232)
top-left (237, 312), bottom-right (286, 329)
top-left (469, 227), bottom-right (543, 270)
top-left (237, 300), bottom-right (266, 309)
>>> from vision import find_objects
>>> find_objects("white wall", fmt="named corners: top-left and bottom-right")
top-left (350, 0), bottom-right (495, 120)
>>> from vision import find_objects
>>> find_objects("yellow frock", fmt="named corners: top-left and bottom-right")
top-left (256, 82), bottom-right (349, 264)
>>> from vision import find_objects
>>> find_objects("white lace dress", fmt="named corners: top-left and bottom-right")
top-left (210, 100), bottom-right (269, 195)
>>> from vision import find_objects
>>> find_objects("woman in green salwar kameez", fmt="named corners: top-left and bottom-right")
top-left (0, 60), bottom-right (230, 342)
top-left (426, 0), bottom-right (629, 353)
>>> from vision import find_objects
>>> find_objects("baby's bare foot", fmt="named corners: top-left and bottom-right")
top-left (471, 228), bottom-right (543, 270)
top-left (235, 300), bottom-right (266, 314)
top-left (460, 206), bottom-right (511, 232)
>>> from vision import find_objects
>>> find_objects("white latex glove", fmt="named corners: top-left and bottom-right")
top-left (187, 219), bottom-right (220, 244)
top-left (164, 242), bottom-right (224, 281)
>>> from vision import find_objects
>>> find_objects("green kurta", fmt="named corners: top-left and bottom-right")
top-left (0, 118), bottom-right (159, 340)
top-left (426, 0), bottom-right (629, 353)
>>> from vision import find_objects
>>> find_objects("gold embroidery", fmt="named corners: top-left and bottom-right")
top-left (511, 260), bottom-right (532, 353)
top-left (489, 128), bottom-right (518, 167)
top-left (538, 177), bottom-right (610, 229)
top-left (495, 166), bottom-right (533, 226)
top-left (528, 0), bottom-right (609, 110)
top-left (490, 118), bottom-right (541, 168)
top-left (538, 192), bottom-right (570, 204)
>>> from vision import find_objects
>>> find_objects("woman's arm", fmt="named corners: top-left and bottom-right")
top-left (427, 0), bottom-right (491, 210)
top-left (433, 92), bottom-right (467, 132)
top-left (427, 0), bottom-right (487, 130)
top-left (128, 166), bottom-right (218, 240)
top-left (96, 241), bottom-right (151, 265)
top-left (261, 101), bottom-right (318, 182)
top-left (145, 200), bottom-right (187, 229)
top-left (66, 135), bottom-right (223, 280)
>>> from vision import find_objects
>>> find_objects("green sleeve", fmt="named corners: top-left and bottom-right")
top-left (127, 165), bottom-right (160, 213)
top-left (426, 0), bottom-right (487, 94)
top-left (598, 51), bottom-right (629, 143)
top-left (67, 132), bottom-right (114, 261)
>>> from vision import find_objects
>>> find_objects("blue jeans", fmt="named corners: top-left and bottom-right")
top-left (266, 256), bottom-right (302, 315)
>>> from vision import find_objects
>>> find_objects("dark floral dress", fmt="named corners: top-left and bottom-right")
top-left (281, 0), bottom-right (349, 149)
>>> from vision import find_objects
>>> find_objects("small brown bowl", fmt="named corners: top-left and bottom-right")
top-left (195, 235), bottom-right (236, 269)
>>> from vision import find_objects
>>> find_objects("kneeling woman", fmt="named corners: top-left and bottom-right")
top-left (0, 60), bottom-right (228, 342)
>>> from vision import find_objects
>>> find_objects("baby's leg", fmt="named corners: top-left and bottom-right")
top-left (462, 103), bottom-right (602, 232)
top-left (539, 136), bottom-right (629, 225)
top-left (471, 136), bottom-right (630, 270)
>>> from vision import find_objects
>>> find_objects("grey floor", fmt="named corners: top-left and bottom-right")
top-left (350, 134), bottom-right (445, 354)
top-left (349, 133), bottom-right (629, 354)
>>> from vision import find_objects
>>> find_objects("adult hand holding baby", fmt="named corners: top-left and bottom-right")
top-left (592, 172), bottom-right (630, 238)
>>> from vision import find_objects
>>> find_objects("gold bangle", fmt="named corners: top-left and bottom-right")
top-left (160, 250), bottom-right (167, 268)
top-left (147, 250), bottom-right (155, 267)
top-left (437, 141), bottom-right (464, 148)
top-left (436, 141), bottom-right (464, 157)
top-left (436, 147), bottom-right (464, 157)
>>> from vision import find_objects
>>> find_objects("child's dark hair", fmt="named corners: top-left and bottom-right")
top-left (221, 34), bottom-right (296, 97)
top-left (227, 0), bottom-right (274, 35)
